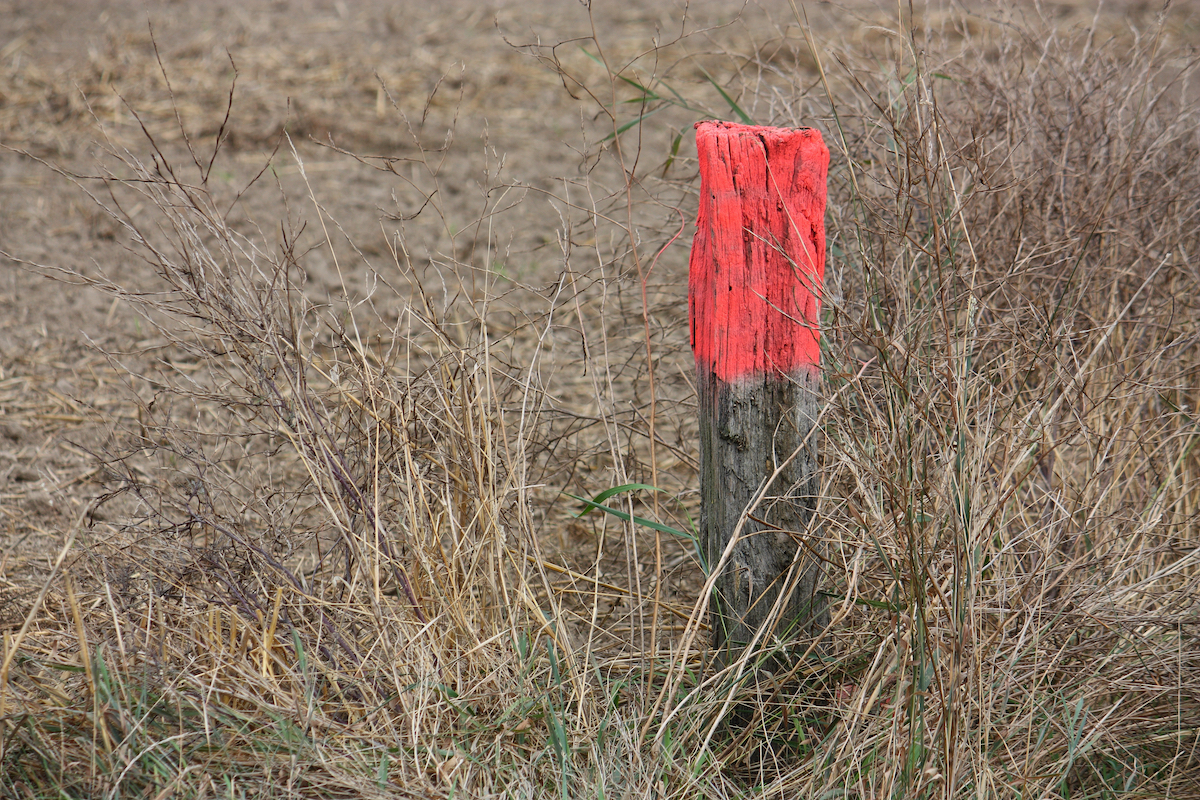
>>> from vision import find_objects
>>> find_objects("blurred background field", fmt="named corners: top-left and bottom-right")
top-left (0, 1), bottom-right (1198, 797)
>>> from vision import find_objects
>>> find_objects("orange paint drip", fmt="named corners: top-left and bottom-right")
top-left (689, 121), bottom-right (828, 382)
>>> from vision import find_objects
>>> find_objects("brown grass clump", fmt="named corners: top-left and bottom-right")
top-left (0, 2), bottom-right (1197, 798)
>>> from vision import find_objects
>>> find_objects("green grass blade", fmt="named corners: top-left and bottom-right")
top-left (601, 103), bottom-right (671, 141)
top-left (662, 130), bottom-right (683, 177)
top-left (564, 491), bottom-right (706, 572)
top-left (579, 48), bottom-right (661, 99)
top-left (695, 63), bottom-right (754, 124)
top-left (565, 492), bottom-right (683, 537)
top-left (571, 482), bottom-right (666, 512)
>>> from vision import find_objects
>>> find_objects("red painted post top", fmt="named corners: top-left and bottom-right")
top-left (689, 121), bottom-right (828, 382)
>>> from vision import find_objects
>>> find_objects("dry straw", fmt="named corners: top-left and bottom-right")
top-left (0, 2), bottom-right (1197, 798)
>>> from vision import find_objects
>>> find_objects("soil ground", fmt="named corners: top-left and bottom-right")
top-left (0, 0), bottom-right (698, 617)
top-left (0, 0), bottom-right (1191, 639)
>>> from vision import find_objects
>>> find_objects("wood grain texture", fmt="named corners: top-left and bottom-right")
top-left (689, 121), bottom-right (829, 665)
top-left (689, 121), bottom-right (827, 383)
top-left (698, 370), bottom-right (827, 661)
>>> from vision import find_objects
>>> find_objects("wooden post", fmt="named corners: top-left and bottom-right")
top-left (689, 121), bottom-right (830, 667)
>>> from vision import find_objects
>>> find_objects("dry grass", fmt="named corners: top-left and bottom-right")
top-left (1, 2), bottom-right (1198, 798)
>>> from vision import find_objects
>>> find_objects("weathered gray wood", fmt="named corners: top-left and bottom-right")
top-left (698, 369), bottom-right (828, 666)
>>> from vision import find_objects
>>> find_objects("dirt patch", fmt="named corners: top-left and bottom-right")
top-left (0, 0), bottom-right (842, 607)
top-left (2, 0), bottom-right (1191, 660)
top-left (0, 0), bottom-right (1191, 672)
